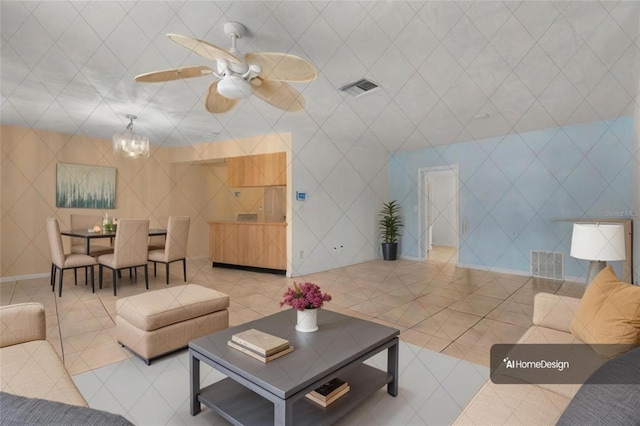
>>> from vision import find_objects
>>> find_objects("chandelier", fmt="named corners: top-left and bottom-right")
top-left (112, 114), bottom-right (150, 158)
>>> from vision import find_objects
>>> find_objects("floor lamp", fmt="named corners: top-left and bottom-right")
top-left (570, 223), bottom-right (626, 285)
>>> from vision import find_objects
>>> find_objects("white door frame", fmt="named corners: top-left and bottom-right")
top-left (418, 165), bottom-right (460, 262)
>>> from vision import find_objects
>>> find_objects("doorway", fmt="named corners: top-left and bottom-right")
top-left (264, 186), bottom-right (286, 223)
top-left (418, 166), bottom-right (460, 263)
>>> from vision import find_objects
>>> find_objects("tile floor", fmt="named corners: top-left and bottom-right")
top-left (0, 246), bottom-right (586, 424)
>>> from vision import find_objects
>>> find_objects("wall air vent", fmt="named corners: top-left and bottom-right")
top-left (339, 78), bottom-right (380, 97)
top-left (531, 250), bottom-right (564, 280)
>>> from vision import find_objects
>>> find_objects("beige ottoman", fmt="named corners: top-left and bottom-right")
top-left (116, 284), bottom-right (229, 364)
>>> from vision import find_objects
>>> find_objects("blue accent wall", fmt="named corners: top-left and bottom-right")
top-left (389, 117), bottom-right (633, 280)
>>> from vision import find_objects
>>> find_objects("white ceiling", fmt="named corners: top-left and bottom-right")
top-left (1, 1), bottom-right (639, 152)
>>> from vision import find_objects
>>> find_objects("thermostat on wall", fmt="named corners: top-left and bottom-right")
top-left (296, 191), bottom-right (306, 201)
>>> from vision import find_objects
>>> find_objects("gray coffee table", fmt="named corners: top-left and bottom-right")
top-left (189, 309), bottom-right (399, 425)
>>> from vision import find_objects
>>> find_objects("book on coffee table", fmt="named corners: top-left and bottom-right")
top-left (308, 377), bottom-right (348, 401)
top-left (305, 385), bottom-right (350, 407)
top-left (231, 329), bottom-right (290, 356)
top-left (227, 340), bottom-right (294, 363)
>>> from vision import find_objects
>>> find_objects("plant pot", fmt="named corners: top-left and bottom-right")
top-left (295, 308), bottom-right (318, 332)
top-left (381, 243), bottom-right (398, 261)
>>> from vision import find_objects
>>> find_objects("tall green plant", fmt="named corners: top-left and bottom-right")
top-left (378, 200), bottom-right (403, 243)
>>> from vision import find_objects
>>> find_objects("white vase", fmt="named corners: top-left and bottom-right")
top-left (295, 308), bottom-right (318, 332)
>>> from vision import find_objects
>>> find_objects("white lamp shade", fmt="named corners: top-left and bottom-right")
top-left (570, 223), bottom-right (626, 261)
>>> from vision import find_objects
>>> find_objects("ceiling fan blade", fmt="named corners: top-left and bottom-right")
top-left (251, 78), bottom-right (305, 112)
top-left (135, 66), bottom-right (213, 83)
top-left (167, 33), bottom-right (241, 64)
top-left (245, 52), bottom-right (317, 83)
top-left (205, 81), bottom-right (239, 113)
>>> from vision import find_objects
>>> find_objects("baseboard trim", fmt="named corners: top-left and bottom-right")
top-left (212, 262), bottom-right (286, 276)
top-left (399, 255), bottom-right (423, 261)
top-left (455, 263), bottom-right (532, 278)
top-left (0, 263), bottom-right (585, 284)
top-left (0, 256), bottom-right (214, 284)
top-left (0, 273), bottom-right (49, 283)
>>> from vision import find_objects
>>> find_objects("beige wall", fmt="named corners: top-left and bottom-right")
top-left (0, 125), bottom-right (291, 279)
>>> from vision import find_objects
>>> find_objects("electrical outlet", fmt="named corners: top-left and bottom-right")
top-left (299, 250), bottom-right (305, 259)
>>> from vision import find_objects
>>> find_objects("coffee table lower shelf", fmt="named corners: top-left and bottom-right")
top-left (198, 363), bottom-right (392, 426)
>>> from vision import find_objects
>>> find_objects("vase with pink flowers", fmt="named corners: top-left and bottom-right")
top-left (280, 282), bottom-right (331, 332)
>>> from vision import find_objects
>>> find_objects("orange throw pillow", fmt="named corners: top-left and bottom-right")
top-left (570, 266), bottom-right (640, 359)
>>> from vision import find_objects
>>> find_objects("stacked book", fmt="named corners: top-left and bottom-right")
top-left (227, 329), bottom-right (294, 363)
top-left (305, 378), bottom-right (350, 407)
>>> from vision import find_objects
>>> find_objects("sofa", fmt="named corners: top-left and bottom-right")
top-left (455, 265), bottom-right (640, 425)
top-left (453, 292), bottom-right (583, 425)
top-left (0, 302), bottom-right (132, 425)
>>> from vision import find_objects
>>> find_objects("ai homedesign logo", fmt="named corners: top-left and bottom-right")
top-left (503, 357), bottom-right (570, 372)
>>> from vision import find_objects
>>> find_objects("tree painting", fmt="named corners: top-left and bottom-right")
top-left (56, 163), bottom-right (116, 209)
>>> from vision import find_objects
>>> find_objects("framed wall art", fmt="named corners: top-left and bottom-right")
top-left (56, 163), bottom-right (116, 209)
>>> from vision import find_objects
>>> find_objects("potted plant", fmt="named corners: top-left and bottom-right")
top-left (280, 282), bottom-right (331, 332)
top-left (378, 200), bottom-right (403, 261)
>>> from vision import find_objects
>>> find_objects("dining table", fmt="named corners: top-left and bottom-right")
top-left (60, 228), bottom-right (167, 255)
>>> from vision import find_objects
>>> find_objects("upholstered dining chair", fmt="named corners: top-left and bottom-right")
top-left (70, 214), bottom-right (114, 256)
top-left (46, 218), bottom-right (97, 297)
top-left (98, 219), bottom-right (150, 296)
top-left (70, 214), bottom-right (115, 287)
top-left (148, 216), bottom-right (190, 285)
top-left (148, 215), bottom-right (168, 251)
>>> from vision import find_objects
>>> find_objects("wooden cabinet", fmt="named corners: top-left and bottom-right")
top-left (208, 222), bottom-right (287, 271)
top-left (227, 152), bottom-right (286, 187)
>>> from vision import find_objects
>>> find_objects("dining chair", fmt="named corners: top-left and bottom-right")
top-left (98, 219), bottom-right (150, 296)
top-left (148, 215), bottom-right (168, 251)
top-left (148, 216), bottom-right (190, 285)
top-left (70, 214), bottom-right (114, 286)
top-left (46, 218), bottom-right (97, 297)
top-left (70, 214), bottom-right (114, 256)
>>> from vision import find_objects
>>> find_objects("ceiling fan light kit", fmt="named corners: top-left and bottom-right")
top-left (217, 75), bottom-right (253, 99)
top-left (113, 115), bottom-right (150, 159)
top-left (135, 22), bottom-right (317, 114)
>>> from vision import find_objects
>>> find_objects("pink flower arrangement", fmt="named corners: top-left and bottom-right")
top-left (280, 282), bottom-right (332, 311)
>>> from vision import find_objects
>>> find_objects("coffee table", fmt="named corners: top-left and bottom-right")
top-left (189, 309), bottom-right (399, 425)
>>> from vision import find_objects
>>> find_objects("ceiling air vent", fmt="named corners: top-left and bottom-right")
top-left (339, 78), bottom-right (379, 97)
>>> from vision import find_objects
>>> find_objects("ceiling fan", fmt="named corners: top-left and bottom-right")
top-left (135, 22), bottom-right (317, 114)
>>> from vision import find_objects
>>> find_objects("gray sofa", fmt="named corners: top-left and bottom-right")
top-left (0, 391), bottom-right (132, 425)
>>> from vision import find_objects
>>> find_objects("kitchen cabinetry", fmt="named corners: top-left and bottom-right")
top-left (227, 152), bottom-right (286, 187)
top-left (208, 221), bottom-right (286, 272)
